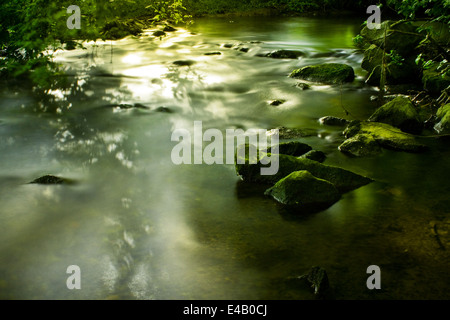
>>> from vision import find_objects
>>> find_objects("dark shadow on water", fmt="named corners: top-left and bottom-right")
top-left (276, 203), bottom-right (333, 223)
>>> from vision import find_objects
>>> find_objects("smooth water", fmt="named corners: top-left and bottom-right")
top-left (0, 16), bottom-right (449, 300)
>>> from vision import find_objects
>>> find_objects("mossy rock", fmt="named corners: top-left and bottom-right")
top-left (264, 171), bottom-right (341, 211)
top-left (338, 133), bottom-right (382, 157)
top-left (153, 30), bottom-right (166, 37)
top-left (102, 20), bottom-right (143, 40)
top-left (266, 50), bottom-right (305, 59)
top-left (269, 127), bottom-right (317, 139)
top-left (368, 96), bottom-right (423, 134)
top-left (362, 44), bottom-right (420, 85)
top-left (235, 153), bottom-right (373, 193)
top-left (422, 65), bottom-right (450, 95)
top-left (262, 141), bottom-right (312, 157)
top-left (29, 175), bottom-right (75, 185)
top-left (299, 150), bottom-right (327, 163)
top-left (360, 20), bottom-right (425, 56)
top-left (290, 63), bottom-right (355, 85)
top-left (434, 103), bottom-right (450, 134)
top-left (343, 121), bottom-right (427, 153)
top-left (319, 116), bottom-right (350, 127)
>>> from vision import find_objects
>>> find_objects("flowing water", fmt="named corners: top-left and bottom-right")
top-left (0, 16), bottom-right (449, 300)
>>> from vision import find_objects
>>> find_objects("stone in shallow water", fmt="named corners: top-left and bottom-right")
top-left (339, 133), bottom-right (383, 157)
top-left (290, 63), bottom-right (355, 85)
top-left (299, 150), bottom-right (327, 163)
top-left (29, 175), bottom-right (75, 185)
top-left (204, 52), bottom-right (222, 56)
top-left (269, 100), bottom-right (286, 106)
top-left (368, 96), bottom-right (423, 134)
top-left (173, 60), bottom-right (196, 67)
top-left (343, 121), bottom-right (428, 153)
top-left (153, 30), bottom-right (166, 37)
top-left (163, 25), bottom-right (177, 32)
top-left (266, 50), bottom-right (305, 59)
top-left (236, 153), bottom-right (373, 192)
top-left (154, 106), bottom-right (174, 113)
top-left (268, 127), bottom-right (317, 139)
top-left (319, 116), bottom-right (350, 127)
top-left (265, 171), bottom-right (341, 211)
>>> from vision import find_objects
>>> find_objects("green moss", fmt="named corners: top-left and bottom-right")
top-left (264, 170), bottom-right (341, 211)
top-left (344, 121), bottom-right (428, 153)
top-left (435, 104), bottom-right (450, 133)
top-left (338, 133), bottom-right (382, 157)
top-left (290, 63), bottom-right (355, 84)
top-left (236, 153), bottom-right (372, 192)
top-left (368, 96), bottom-right (422, 134)
top-left (423, 66), bottom-right (450, 95)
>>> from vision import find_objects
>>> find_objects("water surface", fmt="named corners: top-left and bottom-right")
top-left (0, 16), bottom-right (449, 300)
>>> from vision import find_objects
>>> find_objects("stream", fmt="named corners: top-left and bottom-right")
top-left (0, 16), bottom-right (449, 300)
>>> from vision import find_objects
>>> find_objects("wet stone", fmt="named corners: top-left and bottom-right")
top-left (29, 175), bottom-right (75, 185)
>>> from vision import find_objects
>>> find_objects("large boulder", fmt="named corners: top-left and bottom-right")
top-left (360, 20), bottom-right (425, 56)
top-left (339, 133), bottom-right (382, 157)
top-left (290, 63), bottom-right (355, 85)
top-left (422, 64), bottom-right (450, 95)
top-left (235, 152), bottom-right (373, 192)
top-left (368, 96), bottom-right (423, 134)
top-left (434, 104), bottom-right (450, 134)
top-left (264, 171), bottom-right (341, 211)
top-left (362, 44), bottom-right (420, 85)
top-left (343, 121), bottom-right (428, 153)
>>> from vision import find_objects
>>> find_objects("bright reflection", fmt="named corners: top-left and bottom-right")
top-left (122, 53), bottom-right (143, 65)
top-left (122, 65), bottom-right (168, 79)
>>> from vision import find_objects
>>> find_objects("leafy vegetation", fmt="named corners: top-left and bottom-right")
top-left (0, 0), bottom-right (191, 88)
top-left (1, 0), bottom-right (449, 89)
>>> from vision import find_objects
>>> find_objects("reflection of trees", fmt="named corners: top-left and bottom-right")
top-left (10, 61), bottom-right (166, 299)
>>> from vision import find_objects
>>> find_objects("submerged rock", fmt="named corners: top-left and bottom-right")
top-left (269, 100), bottom-right (286, 106)
top-left (296, 82), bottom-right (311, 90)
top-left (434, 103), bottom-right (450, 134)
top-left (154, 106), bottom-right (174, 113)
top-left (343, 121), bottom-right (427, 153)
top-left (368, 96), bottom-right (423, 134)
top-left (339, 133), bottom-right (383, 157)
top-left (299, 150), bottom-right (327, 163)
top-left (265, 171), bottom-right (340, 211)
top-left (266, 50), bottom-right (305, 59)
top-left (204, 52), bottom-right (222, 56)
top-left (30, 175), bottom-right (75, 185)
top-left (153, 30), bottom-right (166, 37)
top-left (173, 60), bottom-right (196, 67)
top-left (319, 116), bottom-right (350, 127)
top-left (290, 63), bottom-right (355, 85)
top-left (236, 153), bottom-right (373, 192)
